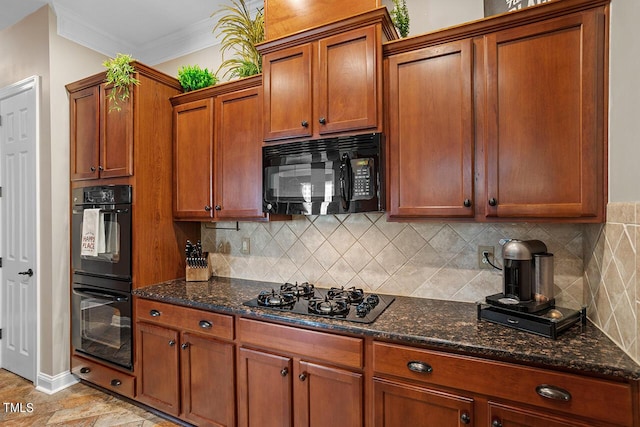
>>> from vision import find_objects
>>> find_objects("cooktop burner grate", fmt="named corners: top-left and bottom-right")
top-left (244, 283), bottom-right (394, 324)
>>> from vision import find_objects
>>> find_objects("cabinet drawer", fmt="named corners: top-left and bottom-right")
top-left (238, 318), bottom-right (363, 369)
top-left (373, 342), bottom-right (634, 426)
top-left (135, 298), bottom-right (233, 341)
top-left (72, 354), bottom-right (135, 399)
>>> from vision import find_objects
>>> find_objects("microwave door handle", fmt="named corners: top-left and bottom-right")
top-left (73, 288), bottom-right (129, 302)
top-left (339, 154), bottom-right (351, 211)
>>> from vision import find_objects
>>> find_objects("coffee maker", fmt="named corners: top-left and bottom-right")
top-left (485, 239), bottom-right (555, 313)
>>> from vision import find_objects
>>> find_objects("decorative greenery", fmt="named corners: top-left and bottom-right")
top-left (390, 0), bottom-right (410, 38)
top-left (211, 0), bottom-right (264, 79)
top-left (178, 65), bottom-right (218, 92)
top-left (103, 53), bottom-right (140, 112)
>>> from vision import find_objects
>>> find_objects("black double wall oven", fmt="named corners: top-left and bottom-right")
top-left (71, 185), bottom-right (133, 370)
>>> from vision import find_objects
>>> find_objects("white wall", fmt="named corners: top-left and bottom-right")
top-left (382, 0), bottom-right (484, 36)
top-left (608, 1), bottom-right (640, 202)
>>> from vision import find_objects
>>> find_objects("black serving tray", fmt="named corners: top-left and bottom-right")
top-left (477, 303), bottom-right (586, 339)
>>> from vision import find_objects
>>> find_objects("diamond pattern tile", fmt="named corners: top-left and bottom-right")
top-left (201, 205), bottom-right (640, 364)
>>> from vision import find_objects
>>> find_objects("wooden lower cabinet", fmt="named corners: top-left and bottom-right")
top-left (237, 346), bottom-right (364, 427)
top-left (135, 298), bottom-right (236, 426)
top-left (372, 341), bottom-right (635, 427)
top-left (71, 354), bottom-right (136, 399)
top-left (374, 378), bottom-right (473, 427)
top-left (237, 318), bottom-right (365, 427)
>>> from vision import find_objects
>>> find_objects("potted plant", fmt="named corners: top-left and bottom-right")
top-left (177, 65), bottom-right (218, 92)
top-left (103, 53), bottom-right (140, 112)
top-left (390, 0), bottom-right (410, 38)
top-left (211, 0), bottom-right (265, 79)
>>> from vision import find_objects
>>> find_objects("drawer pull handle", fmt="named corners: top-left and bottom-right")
top-left (199, 320), bottom-right (212, 329)
top-left (110, 379), bottom-right (122, 387)
top-left (460, 412), bottom-right (471, 424)
top-left (507, 318), bottom-right (519, 324)
top-left (407, 361), bottom-right (433, 374)
top-left (80, 367), bottom-right (91, 374)
top-left (149, 309), bottom-right (161, 317)
top-left (536, 384), bottom-right (572, 402)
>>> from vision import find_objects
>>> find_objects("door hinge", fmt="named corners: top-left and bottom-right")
top-left (0, 329), bottom-right (2, 339)
top-left (0, 257), bottom-right (2, 267)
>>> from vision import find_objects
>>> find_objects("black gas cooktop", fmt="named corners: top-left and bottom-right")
top-left (243, 282), bottom-right (394, 324)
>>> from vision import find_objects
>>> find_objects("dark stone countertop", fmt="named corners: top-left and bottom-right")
top-left (133, 276), bottom-right (640, 381)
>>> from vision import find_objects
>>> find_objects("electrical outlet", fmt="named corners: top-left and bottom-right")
top-left (478, 246), bottom-right (494, 269)
top-left (241, 237), bottom-right (251, 255)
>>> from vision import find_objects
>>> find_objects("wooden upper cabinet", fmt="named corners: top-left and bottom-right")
top-left (318, 25), bottom-right (379, 136)
top-left (260, 8), bottom-right (395, 143)
top-left (386, 39), bottom-right (474, 219)
top-left (69, 86), bottom-right (100, 180)
top-left (100, 84), bottom-right (134, 178)
top-left (69, 84), bottom-right (133, 181)
top-left (215, 86), bottom-right (265, 220)
top-left (263, 43), bottom-right (313, 141)
top-left (173, 98), bottom-right (214, 219)
top-left (482, 10), bottom-right (605, 220)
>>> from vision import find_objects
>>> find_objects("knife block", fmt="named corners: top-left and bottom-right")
top-left (185, 263), bottom-right (212, 282)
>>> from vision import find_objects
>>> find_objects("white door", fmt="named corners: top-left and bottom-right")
top-left (0, 76), bottom-right (38, 382)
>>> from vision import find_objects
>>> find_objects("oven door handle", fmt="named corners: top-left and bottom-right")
top-left (73, 288), bottom-right (129, 302)
top-left (74, 206), bottom-right (129, 214)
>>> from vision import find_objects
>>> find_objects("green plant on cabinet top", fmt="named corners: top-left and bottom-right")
top-left (211, 0), bottom-right (265, 79)
top-left (103, 53), bottom-right (140, 112)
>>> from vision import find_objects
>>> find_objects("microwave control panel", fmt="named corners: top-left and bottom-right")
top-left (352, 158), bottom-right (374, 200)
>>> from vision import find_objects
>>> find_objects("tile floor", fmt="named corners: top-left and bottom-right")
top-left (0, 369), bottom-right (179, 426)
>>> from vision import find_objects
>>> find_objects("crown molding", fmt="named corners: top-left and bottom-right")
top-left (52, 3), bottom-right (223, 65)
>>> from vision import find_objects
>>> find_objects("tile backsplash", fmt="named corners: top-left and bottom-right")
top-left (202, 214), bottom-right (585, 309)
top-left (584, 203), bottom-right (639, 363)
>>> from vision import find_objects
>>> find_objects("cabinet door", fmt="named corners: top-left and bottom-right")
top-left (374, 378), bottom-right (474, 427)
top-left (263, 43), bottom-right (313, 141)
top-left (69, 86), bottom-right (100, 180)
top-left (488, 401), bottom-right (597, 427)
top-left (181, 332), bottom-right (235, 427)
top-left (173, 98), bottom-right (214, 219)
top-left (214, 86), bottom-right (265, 220)
top-left (483, 11), bottom-right (604, 219)
top-left (294, 360), bottom-right (363, 427)
top-left (237, 347), bottom-right (293, 427)
top-left (100, 83), bottom-right (134, 178)
top-left (318, 25), bottom-right (380, 135)
top-left (136, 322), bottom-right (180, 416)
top-left (387, 39), bottom-right (474, 218)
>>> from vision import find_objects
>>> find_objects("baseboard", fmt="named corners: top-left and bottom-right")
top-left (35, 371), bottom-right (78, 395)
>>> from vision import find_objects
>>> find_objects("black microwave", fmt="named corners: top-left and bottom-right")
top-left (263, 133), bottom-right (384, 215)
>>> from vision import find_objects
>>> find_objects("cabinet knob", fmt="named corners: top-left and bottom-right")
top-left (301, 120), bottom-right (309, 128)
top-left (492, 419), bottom-right (502, 427)
top-left (460, 413), bottom-right (471, 424)
top-left (463, 199), bottom-right (472, 208)
top-left (204, 205), bottom-right (212, 212)
top-left (535, 384), bottom-right (572, 401)
top-left (407, 360), bottom-right (433, 374)
top-left (214, 205), bottom-right (221, 211)
top-left (168, 339), bottom-right (176, 347)
top-left (110, 379), bottom-right (122, 387)
top-left (299, 372), bottom-right (307, 381)
top-left (149, 309), bottom-right (161, 317)
top-left (90, 166), bottom-right (96, 172)
top-left (79, 367), bottom-right (91, 374)
top-left (280, 368), bottom-right (289, 377)
top-left (488, 197), bottom-right (497, 206)
top-left (98, 166), bottom-right (104, 171)
top-left (318, 117), bottom-right (326, 125)
top-left (181, 342), bottom-right (189, 350)
top-left (199, 320), bottom-right (212, 329)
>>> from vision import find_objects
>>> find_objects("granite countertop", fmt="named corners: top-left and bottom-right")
top-left (133, 276), bottom-right (640, 381)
